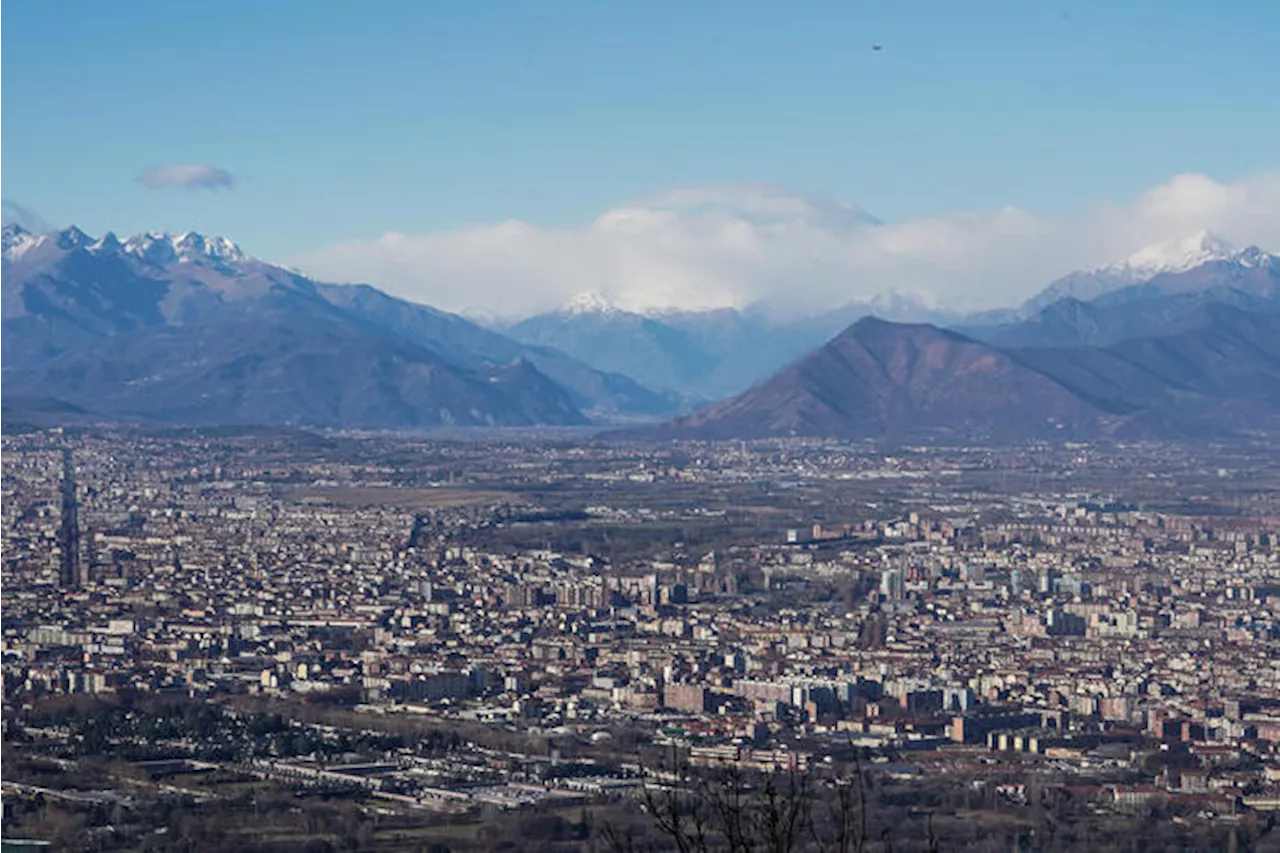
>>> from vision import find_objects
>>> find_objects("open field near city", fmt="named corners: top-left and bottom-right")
top-left (289, 485), bottom-right (525, 510)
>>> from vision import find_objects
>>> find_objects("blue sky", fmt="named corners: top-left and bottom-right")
top-left (5, 0), bottom-right (1277, 258)
top-left (4, 0), bottom-right (1280, 317)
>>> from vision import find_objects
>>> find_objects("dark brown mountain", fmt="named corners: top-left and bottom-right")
top-left (640, 308), bottom-right (1280, 441)
top-left (644, 318), bottom-right (1110, 440)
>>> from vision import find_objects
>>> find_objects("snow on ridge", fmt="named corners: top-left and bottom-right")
top-left (1090, 230), bottom-right (1269, 281)
top-left (562, 290), bottom-right (621, 315)
top-left (123, 230), bottom-right (246, 265)
top-left (1, 223), bottom-right (47, 260)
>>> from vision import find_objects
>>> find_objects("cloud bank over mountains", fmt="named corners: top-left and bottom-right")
top-left (293, 171), bottom-right (1278, 319)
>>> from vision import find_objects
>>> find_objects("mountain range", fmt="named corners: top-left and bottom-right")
top-left (625, 231), bottom-right (1280, 441)
top-left (499, 289), bottom-right (953, 401)
top-left (641, 304), bottom-right (1280, 441)
top-left (960, 231), bottom-right (1279, 349)
top-left (501, 230), bottom-right (1280, 420)
top-left (502, 232), bottom-right (1278, 402)
top-left (4, 222), bottom-right (1278, 441)
top-left (1, 224), bottom-right (672, 429)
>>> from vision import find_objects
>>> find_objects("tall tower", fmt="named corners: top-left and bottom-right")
top-left (59, 447), bottom-right (82, 589)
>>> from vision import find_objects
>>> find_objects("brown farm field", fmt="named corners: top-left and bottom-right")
top-left (288, 485), bottom-right (525, 510)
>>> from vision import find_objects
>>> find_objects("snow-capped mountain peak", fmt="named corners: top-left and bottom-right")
top-left (562, 290), bottom-right (621, 315)
top-left (120, 231), bottom-right (246, 266)
top-left (172, 231), bottom-right (247, 264)
top-left (121, 232), bottom-right (180, 265)
top-left (1094, 230), bottom-right (1242, 280)
top-left (3, 224), bottom-right (252, 272)
top-left (1021, 231), bottom-right (1277, 316)
top-left (1, 223), bottom-right (47, 261)
top-left (56, 226), bottom-right (94, 251)
top-left (91, 232), bottom-right (122, 254)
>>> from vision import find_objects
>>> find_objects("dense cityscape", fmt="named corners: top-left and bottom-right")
top-left (3, 427), bottom-right (1278, 850)
top-left (6, 1), bottom-right (1280, 850)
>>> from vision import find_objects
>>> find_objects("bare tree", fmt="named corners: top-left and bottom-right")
top-left (604, 746), bottom-right (871, 853)
top-left (809, 751), bottom-right (869, 853)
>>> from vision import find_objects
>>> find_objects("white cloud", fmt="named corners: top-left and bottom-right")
top-left (137, 164), bottom-right (235, 191)
top-left (294, 173), bottom-right (1280, 319)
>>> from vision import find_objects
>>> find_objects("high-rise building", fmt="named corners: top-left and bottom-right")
top-left (880, 568), bottom-right (905, 601)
